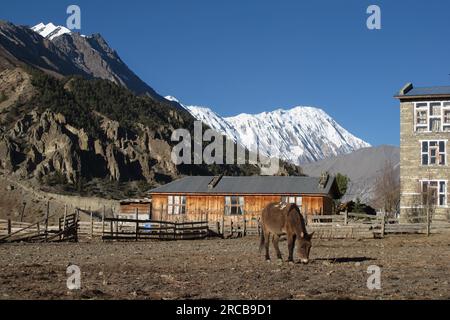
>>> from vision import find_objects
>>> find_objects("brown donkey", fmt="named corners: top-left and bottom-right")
top-left (260, 202), bottom-right (314, 264)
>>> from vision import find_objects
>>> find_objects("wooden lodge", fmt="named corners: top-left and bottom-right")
top-left (148, 175), bottom-right (339, 229)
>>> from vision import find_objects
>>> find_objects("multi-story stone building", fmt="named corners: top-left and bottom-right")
top-left (396, 83), bottom-right (450, 221)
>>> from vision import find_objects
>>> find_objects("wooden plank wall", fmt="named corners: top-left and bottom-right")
top-left (152, 194), bottom-right (330, 217)
top-left (119, 203), bottom-right (151, 216)
top-left (151, 194), bottom-right (333, 236)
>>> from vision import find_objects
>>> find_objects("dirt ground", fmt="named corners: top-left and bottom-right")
top-left (0, 234), bottom-right (449, 300)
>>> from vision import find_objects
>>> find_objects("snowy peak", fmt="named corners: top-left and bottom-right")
top-left (165, 96), bottom-right (180, 104)
top-left (31, 22), bottom-right (72, 40)
top-left (178, 98), bottom-right (370, 165)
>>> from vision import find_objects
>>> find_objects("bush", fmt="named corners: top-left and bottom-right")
top-left (0, 91), bottom-right (7, 103)
top-left (43, 171), bottom-right (68, 186)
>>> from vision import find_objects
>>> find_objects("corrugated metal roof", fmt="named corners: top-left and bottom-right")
top-left (148, 176), bottom-right (336, 195)
top-left (119, 198), bottom-right (152, 204)
top-left (397, 85), bottom-right (450, 97)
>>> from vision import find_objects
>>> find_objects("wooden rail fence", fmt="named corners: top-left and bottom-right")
top-left (0, 213), bottom-right (78, 243)
top-left (101, 217), bottom-right (208, 241)
top-left (1, 205), bottom-right (449, 243)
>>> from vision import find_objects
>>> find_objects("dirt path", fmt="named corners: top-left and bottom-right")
top-left (0, 234), bottom-right (449, 300)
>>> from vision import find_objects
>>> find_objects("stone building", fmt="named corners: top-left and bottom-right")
top-left (396, 83), bottom-right (450, 221)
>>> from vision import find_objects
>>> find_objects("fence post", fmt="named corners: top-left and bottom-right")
top-left (113, 209), bottom-right (118, 237)
top-left (58, 217), bottom-right (62, 241)
top-left (101, 205), bottom-right (105, 241)
top-left (20, 202), bottom-right (26, 222)
top-left (75, 209), bottom-right (80, 242)
top-left (381, 213), bottom-right (386, 238)
top-left (173, 221), bottom-right (177, 240)
top-left (7, 219), bottom-right (11, 235)
top-left (135, 208), bottom-right (139, 241)
top-left (222, 215), bottom-right (225, 238)
top-left (243, 218), bottom-right (247, 237)
top-left (344, 210), bottom-right (348, 225)
top-left (62, 205), bottom-right (67, 238)
top-left (426, 208), bottom-right (431, 236)
top-left (44, 201), bottom-right (50, 241)
top-left (90, 207), bottom-right (93, 238)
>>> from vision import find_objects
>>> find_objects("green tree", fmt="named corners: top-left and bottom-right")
top-left (335, 173), bottom-right (350, 199)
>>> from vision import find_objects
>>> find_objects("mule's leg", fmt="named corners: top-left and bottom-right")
top-left (272, 234), bottom-right (282, 261)
top-left (287, 233), bottom-right (296, 262)
top-left (264, 231), bottom-right (271, 261)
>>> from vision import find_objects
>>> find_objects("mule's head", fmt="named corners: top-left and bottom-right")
top-left (296, 231), bottom-right (314, 264)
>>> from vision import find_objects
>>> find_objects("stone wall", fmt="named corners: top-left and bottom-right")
top-left (400, 101), bottom-right (450, 221)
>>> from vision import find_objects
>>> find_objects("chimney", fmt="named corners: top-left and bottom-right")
top-left (319, 172), bottom-right (329, 189)
top-left (208, 175), bottom-right (223, 189)
top-left (399, 83), bottom-right (413, 95)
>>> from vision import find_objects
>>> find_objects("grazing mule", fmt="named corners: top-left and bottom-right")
top-left (260, 202), bottom-right (314, 264)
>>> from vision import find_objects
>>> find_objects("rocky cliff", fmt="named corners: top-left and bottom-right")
top-left (0, 67), bottom-right (294, 200)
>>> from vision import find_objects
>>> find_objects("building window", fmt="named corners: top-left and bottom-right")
top-left (421, 180), bottom-right (447, 207)
top-left (224, 196), bottom-right (244, 215)
top-left (281, 196), bottom-right (303, 208)
top-left (414, 101), bottom-right (450, 132)
top-left (421, 141), bottom-right (446, 166)
top-left (167, 195), bottom-right (186, 215)
top-left (443, 102), bottom-right (450, 129)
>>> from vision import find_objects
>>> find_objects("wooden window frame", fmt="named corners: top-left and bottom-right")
top-left (224, 196), bottom-right (245, 215)
top-left (443, 102), bottom-right (450, 130)
top-left (420, 180), bottom-right (447, 207)
top-left (167, 195), bottom-right (186, 215)
top-left (420, 140), bottom-right (447, 166)
top-left (281, 196), bottom-right (303, 209)
top-left (414, 101), bottom-right (450, 133)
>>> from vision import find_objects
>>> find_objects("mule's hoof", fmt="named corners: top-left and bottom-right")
top-left (277, 259), bottom-right (283, 265)
top-left (288, 261), bottom-right (295, 266)
top-left (266, 259), bottom-right (271, 263)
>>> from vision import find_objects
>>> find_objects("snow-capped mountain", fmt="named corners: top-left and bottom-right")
top-left (0, 21), bottom-right (164, 101)
top-left (168, 96), bottom-right (370, 165)
top-left (31, 22), bottom-right (74, 40)
top-left (25, 22), bottom-right (163, 100)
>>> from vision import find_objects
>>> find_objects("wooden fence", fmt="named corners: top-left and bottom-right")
top-left (0, 213), bottom-right (78, 243)
top-left (307, 211), bottom-right (450, 238)
top-left (151, 209), bottom-right (261, 239)
top-left (101, 217), bottom-right (208, 241)
top-left (2, 204), bottom-right (450, 243)
top-left (131, 208), bottom-right (450, 240)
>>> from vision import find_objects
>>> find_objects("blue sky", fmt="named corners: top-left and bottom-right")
top-left (2, 0), bottom-right (450, 147)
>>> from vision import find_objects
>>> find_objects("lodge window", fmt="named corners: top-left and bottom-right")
top-left (421, 180), bottom-right (447, 207)
top-left (167, 195), bottom-right (186, 215)
top-left (421, 140), bottom-right (446, 166)
top-left (224, 196), bottom-right (244, 215)
top-left (281, 196), bottom-right (303, 209)
top-left (414, 101), bottom-right (450, 132)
